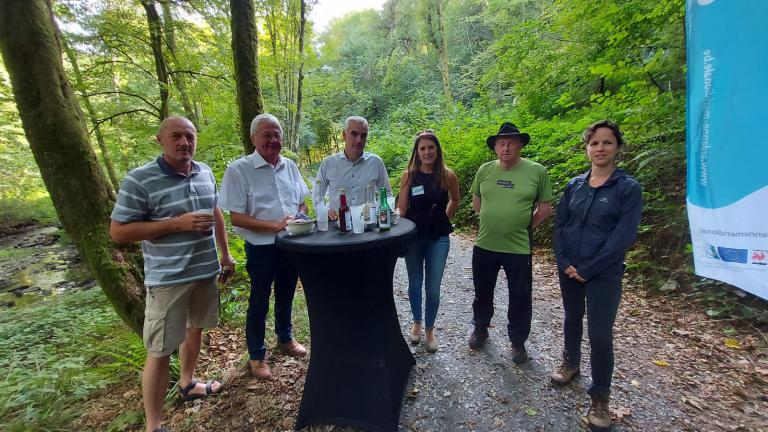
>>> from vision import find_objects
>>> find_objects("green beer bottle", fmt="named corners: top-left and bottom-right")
top-left (378, 187), bottom-right (391, 231)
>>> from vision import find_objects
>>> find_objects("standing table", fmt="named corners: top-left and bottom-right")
top-left (276, 219), bottom-right (416, 432)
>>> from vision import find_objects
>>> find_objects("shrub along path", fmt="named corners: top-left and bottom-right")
top-left (73, 232), bottom-right (766, 431)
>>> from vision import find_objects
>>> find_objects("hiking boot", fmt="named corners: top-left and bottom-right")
top-left (409, 321), bottom-right (422, 344)
top-left (468, 326), bottom-right (488, 350)
top-left (425, 328), bottom-right (438, 353)
top-left (249, 359), bottom-right (272, 380)
top-left (550, 359), bottom-right (580, 385)
top-left (510, 342), bottom-right (528, 365)
top-left (278, 340), bottom-right (307, 357)
top-left (588, 392), bottom-right (612, 431)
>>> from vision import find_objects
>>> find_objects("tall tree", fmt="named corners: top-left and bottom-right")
top-left (289, 0), bottom-right (307, 150)
top-left (141, 0), bottom-right (170, 120)
top-left (61, 34), bottom-right (121, 192)
top-left (160, 0), bottom-right (199, 126)
top-left (230, 0), bottom-right (264, 154)
top-left (422, 0), bottom-right (453, 103)
top-left (0, 0), bottom-right (146, 334)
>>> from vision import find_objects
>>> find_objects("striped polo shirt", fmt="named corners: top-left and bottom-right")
top-left (110, 156), bottom-right (221, 287)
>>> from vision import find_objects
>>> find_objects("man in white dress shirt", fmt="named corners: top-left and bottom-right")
top-left (313, 116), bottom-right (391, 219)
top-left (218, 113), bottom-right (309, 380)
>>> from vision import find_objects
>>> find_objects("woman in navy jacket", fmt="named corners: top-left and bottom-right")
top-left (552, 120), bottom-right (642, 431)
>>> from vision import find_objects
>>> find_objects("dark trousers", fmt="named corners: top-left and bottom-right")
top-left (558, 265), bottom-right (623, 396)
top-left (471, 246), bottom-right (532, 345)
top-left (244, 242), bottom-right (299, 361)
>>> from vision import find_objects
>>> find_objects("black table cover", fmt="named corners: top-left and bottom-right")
top-left (277, 219), bottom-right (416, 432)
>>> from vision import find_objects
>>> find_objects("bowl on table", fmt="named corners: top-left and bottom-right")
top-left (286, 219), bottom-right (315, 236)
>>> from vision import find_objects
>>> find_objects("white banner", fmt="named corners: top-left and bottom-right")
top-left (686, 0), bottom-right (768, 299)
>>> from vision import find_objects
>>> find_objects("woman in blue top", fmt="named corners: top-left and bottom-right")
top-left (552, 121), bottom-right (642, 431)
top-left (397, 130), bottom-right (460, 353)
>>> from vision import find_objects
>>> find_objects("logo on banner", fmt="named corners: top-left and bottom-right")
top-left (752, 250), bottom-right (768, 266)
top-left (704, 244), bottom-right (720, 259)
top-left (703, 245), bottom-right (749, 264)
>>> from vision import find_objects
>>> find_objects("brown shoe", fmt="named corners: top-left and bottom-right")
top-left (550, 360), bottom-right (580, 385)
top-left (588, 392), bottom-right (612, 430)
top-left (510, 343), bottom-right (528, 365)
top-left (468, 326), bottom-right (488, 350)
top-left (278, 340), bottom-right (307, 357)
top-left (249, 359), bottom-right (272, 380)
top-left (409, 322), bottom-right (422, 344)
top-left (425, 328), bottom-right (438, 353)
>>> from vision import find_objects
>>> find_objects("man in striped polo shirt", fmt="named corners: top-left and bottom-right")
top-left (110, 116), bottom-right (234, 432)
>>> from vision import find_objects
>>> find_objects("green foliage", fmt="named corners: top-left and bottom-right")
top-left (0, 288), bottom-right (136, 430)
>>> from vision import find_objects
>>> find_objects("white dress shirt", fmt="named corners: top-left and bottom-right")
top-left (313, 151), bottom-right (391, 209)
top-left (219, 152), bottom-right (309, 245)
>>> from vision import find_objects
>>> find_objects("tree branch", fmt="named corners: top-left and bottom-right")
top-left (92, 109), bottom-right (159, 132)
top-left (168, 69), bottom-right (231, 85)
top-left (84, 91), bottom-right (160, 111)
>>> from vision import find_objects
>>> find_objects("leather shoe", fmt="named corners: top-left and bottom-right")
top-left (510, 342), bottom-right (529, 364)
top-left (278, 340), bottom-right (307, 357)
top-left (468, 326), bottom-right (488, 350)
top-left (249, 359), bottom-right (272, 380)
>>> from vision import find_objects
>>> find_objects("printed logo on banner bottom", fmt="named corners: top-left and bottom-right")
top-left (752, 250), bottom-right (768, 266)
top-left (702, 245), bottom-right (749, 264)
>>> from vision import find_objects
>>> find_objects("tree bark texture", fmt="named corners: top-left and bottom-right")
top-left (0, 0), bottom-right (146, 334)
top-left (230, 0), bottom-right (264, 155)
top-left (141, 0), bottom-right (170, 120)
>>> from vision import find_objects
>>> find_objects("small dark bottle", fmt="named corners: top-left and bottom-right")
top-left (338, 188), bottom-right (352, 233)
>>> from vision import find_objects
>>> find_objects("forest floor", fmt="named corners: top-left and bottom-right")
top-left (4, 228), bottom-right (765, 431)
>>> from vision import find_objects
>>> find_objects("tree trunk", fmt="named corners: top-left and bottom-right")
top-left (0, 0), bottom-right (146, 334)
top-left (265, 7), bottom-right (282, 103)
top-left (160, 0), bottom-right (199, 126)
top-left (141, 0), bottom-right (170, 120)
top-left (230, 0), bottom-right (264, 155)
top-left (424, 0), bottom-right (453, 103)
top-left (289, 0), bottom-right (306, 151)
top-left (61, 34), bottom-right (121, 193)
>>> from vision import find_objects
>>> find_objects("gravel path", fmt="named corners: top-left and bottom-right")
top-left (392, 233), bottom-right (686, 432)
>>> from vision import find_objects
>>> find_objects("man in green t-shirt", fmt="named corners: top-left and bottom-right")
top-left (468, 122), bottom-right (553, 364)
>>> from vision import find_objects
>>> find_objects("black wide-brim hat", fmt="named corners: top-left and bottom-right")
top-left (486, 122), bottom-right (531, 150)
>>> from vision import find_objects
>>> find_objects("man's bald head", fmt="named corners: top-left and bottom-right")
top-left (158, 116), bottom-right (196, 137)
top-left (157, 116), bottom-right (198, 172)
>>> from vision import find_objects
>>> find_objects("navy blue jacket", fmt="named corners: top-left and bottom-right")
top-left (554, 169), bottom-right (642, 280)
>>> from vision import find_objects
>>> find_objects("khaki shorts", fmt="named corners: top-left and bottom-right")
top-left (143, 277), bottom-right (219, 357)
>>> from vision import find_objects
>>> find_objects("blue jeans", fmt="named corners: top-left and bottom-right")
top-left (404, 236), bottom-right (450, 328)
top-left (244, 242), bottom-right (298, 361)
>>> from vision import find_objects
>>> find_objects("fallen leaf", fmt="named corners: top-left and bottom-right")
top-left (724, 338), bottom-right (742, 349)
top-left (611, 405), bottom-right (632, 419)
top-left (525, 407), bottom-right (537, 416)
top-left (631, 379), bottom-right (640, 388)
top-left (652, 359), bottom-right (670, 367)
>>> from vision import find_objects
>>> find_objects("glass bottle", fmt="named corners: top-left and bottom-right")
top-left (338, 188), bottom-right (352, 233)
top-left (315, 179), bottom-right (329, 232)
top-left (377, 187), bottom-right (391, 231)
top-left (364, 184), bottom-right (377, 231)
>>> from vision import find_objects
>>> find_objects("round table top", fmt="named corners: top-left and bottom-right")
top-left (276, 218), bottom-right (416, 254)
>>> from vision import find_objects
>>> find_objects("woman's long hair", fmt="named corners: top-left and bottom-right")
top-left (405, 130), bottom-right (448, 190)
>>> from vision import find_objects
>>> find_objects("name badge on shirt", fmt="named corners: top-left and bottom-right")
top-left (411, 185), bottom-right (425, 196)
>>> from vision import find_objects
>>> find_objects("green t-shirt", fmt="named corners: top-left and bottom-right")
top-left (470, 159), bottom-right (553, 254)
